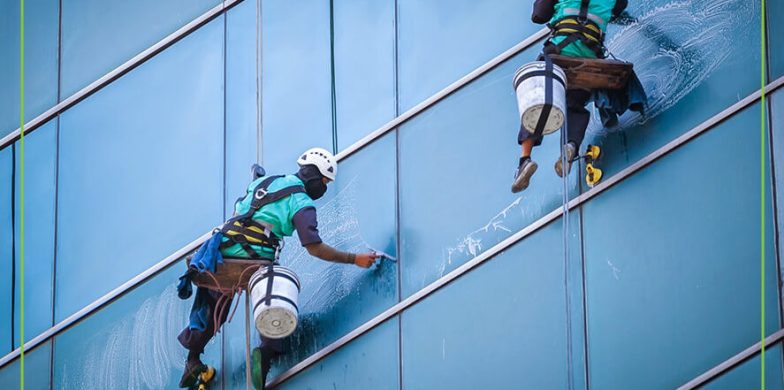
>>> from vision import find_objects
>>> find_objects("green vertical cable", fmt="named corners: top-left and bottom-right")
top-left (19, 0), bottom-right (25, 388)
top-left (329, 0), bottom-right (338, 154)
top-left (760, 0), bottom-right (767, 387)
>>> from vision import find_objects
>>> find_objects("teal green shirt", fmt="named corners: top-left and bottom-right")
top-left (550, 0), bottom-right (615, 58)
top-left (221, 175), bottom-right (315, 258)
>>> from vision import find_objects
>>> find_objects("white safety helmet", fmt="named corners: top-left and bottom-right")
top-left (297, 147), bottom-right (337, 181)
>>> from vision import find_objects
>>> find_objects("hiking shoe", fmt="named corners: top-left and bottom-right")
top-left (511, 158), bottom-right (538, 193)
top-left (555, 142), bottom-right (578, 178)
top-left (179, 359), bottom-right (207, 388)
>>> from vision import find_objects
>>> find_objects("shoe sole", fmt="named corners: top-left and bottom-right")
top-left (179, 363), bottom-right (207, 388)
top-left (555, 148), bottom-right (577, 178)
top-left (511, 162), bottom-right (538, 193)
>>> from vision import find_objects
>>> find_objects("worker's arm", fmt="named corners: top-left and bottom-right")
top-left (304, 242), bottom-right (378, 268)
top-left (293, 207), bottom-right (378, 268)
top-left (611, 0), bottom-right (628, 19)
top-left (531, 0), bottom-right (557, 24)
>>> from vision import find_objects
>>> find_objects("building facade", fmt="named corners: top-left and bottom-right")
top-left (1, 0), bottom-right (783, 388)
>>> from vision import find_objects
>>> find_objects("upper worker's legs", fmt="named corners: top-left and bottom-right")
top-left (554, 89), bottom-right (592, 177)
top-left (518, 126), bottom-right (544, 151)
top-left (565, 89), bottom-right (592, 148)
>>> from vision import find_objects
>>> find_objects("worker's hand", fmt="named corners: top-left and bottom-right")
top-left (354, 252), bottom-right (380, 268)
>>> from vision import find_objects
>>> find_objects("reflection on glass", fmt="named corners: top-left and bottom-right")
top-left (399, 48), bottom-right (580, 298)
top-left (56, 20), bottom-right (224, 322)
top-left (402, 222), bottom-right (580, 389)
top-left (333, 0), bottom-right (396, 150)
top-left (53, 263), bottom-right (222, 389)
top-left (583, 106), bottom-right (779, 389)
top-left (280, 320), bottom-right (399, 390)
top-left (14, 122), bottom-right (57, 344)
top-left (397, 0), bottom-right (544, 111)
top-left (60, 0), bottom-right (219, 97)
top-left (261, 0), bottom-right (333, 174)
top-left (0, 148), bottom-right (12, 354)
top-left (0, 341), bottom-right (52, 389)
top-left (0, 0), bottom-right (58, 138)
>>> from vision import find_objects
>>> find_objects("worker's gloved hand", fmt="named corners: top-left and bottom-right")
top-left (354, 252), bottom-right (380, 268)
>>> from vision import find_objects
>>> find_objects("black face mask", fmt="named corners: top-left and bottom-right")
top-left (304, 178), bottom-right (327, 200)
top-left (297, 165), bottom-right (328, 200)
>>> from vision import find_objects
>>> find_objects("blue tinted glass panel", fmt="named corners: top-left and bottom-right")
top-left (14, 121), bottom-right (56, 344)
top-left (0, 148), bottom-right (12, 353)
top-left (702, 345), bottom-right (784, 390)
top-left (773, 92), bottom-right (784, 309)
top-left (52, 261), bottom-right (223, 389)
top-left (770, 0), bottom-right (783, 79)
top-left (399, 48), bottom-right (580, 298)
top-left (264, 132), bottom-right (397, 378)
top-left (226, 1), bottom-right (260, 217)
top-left (56, 20), bottom-right (224, 322)
top-left (397, 0), bottom-right (542, 111)
top-left (261, 0), bottom-right (333, 173)
top-left (583, 104), bottom-right (779, 389)
top-left (333, 0), bottom-right (396, 150)
top-left (402, 219), bottom-right (582, 389)
top-left (60, 0), bottom-right (219, 98)
top-left (0, 0), bottom-right (59, 137)
top-left (584, 0), bottom-right (761, 185)
top-left (277, 318), bottom-right (399, 390)
top-left (0, 341), bottom-right (51, 389)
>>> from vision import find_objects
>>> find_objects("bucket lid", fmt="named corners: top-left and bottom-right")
top-left (256, 307), bottom-right (298, 339)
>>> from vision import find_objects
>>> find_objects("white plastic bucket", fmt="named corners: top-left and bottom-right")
top-left (249, 266), bottom-right (301, 339)
top-left (513, 61), bottom-right (567, 135)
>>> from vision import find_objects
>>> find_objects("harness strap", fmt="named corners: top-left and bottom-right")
top-left (552, 18), bottom-right (602, 43)
top-left (253, 294), bottom-right (299, 314)
top-left (548, 16), bottom-right (605, 57)
top-left (513, 70), bottom-right (566, 91)
top-left (579, 0), bottom-right (590, 22)
top-left (264, 262), bottom-right (275, 306)
top-left (533, 55), bottom-right (555, 138)
top-left (221, 221), bottom-right (277, 245)
top-left (221, 175), bottom-right (306, 258)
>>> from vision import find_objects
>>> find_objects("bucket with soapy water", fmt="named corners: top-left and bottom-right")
top-left (513, 60), bottom-right (567, 135)
top-left (249, 265), bottom-right (301, 339)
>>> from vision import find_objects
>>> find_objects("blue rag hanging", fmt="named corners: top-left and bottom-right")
top-left (191, 232), bottom-right (225, 273)
top-left (176, 232), bottom-right (226, 331)
top-left (592, 70), bottom-right (648, 128)
top-left (176, 232), bottom-right (225, 300)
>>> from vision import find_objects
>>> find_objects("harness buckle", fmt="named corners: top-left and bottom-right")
top-left (274, 239), bottom-right (285, 261)
top-left (254, 188), bottom-right (268, 200)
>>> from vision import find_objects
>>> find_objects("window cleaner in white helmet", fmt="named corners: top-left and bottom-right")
top-left (176, 147), bottom-right (380, 389)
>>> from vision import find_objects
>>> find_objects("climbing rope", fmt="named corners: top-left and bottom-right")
top-left (560, 104), bottom-right (575, 390)
top-left (199, 263), bottom-right (264, 336)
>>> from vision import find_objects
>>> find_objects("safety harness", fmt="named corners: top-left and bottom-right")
top-left (546, 0), bottom-right (605, 58)
top-left (219, 175), bottom-right (305, 259)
